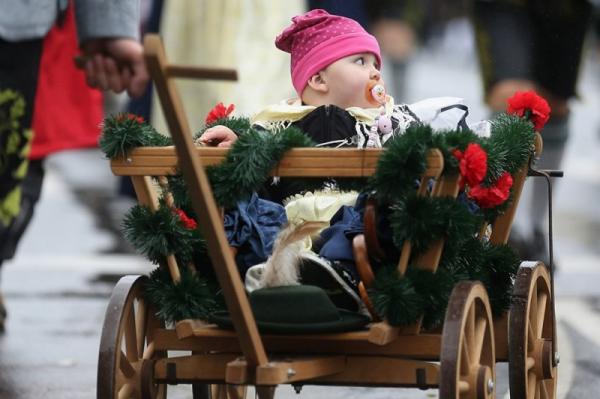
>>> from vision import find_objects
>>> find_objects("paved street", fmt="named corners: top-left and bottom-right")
top-left (1, 22), bottom-right (600, 398)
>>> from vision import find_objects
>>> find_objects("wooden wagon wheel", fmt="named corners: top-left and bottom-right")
top-left (440, 281), bottom-right (496, 399)
top-left (98, 275), bottom-right (166, 399)
top-left (509, 262), bottom-right (557, 399)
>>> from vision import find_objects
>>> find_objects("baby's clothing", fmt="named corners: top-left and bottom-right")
top-left (251, 96), bottom-right (481, 149)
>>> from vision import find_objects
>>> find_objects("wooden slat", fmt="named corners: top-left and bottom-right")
top-left (413, 172), bottom-right (461, 273)
top-left (154, 353), bottom-right (238, 382)
top-left (226, 356), bottom-right (346, 385)
top-left (175, 319), bottom-right (216, 339)
top-left (130, 176), bottom-right (159, 209)
top-left (256, 356), bottom-right (346, 385)
top-left (111, 147), bottom-right (444, 178)
top-left (490, 166), bottom-right (528, 245)
top-left (310, 356), bottom-right (439, 387)
top-left (166, 65), bottom-right (237, 81)
top-left (144, 34), bottom-right (268, 368)
top-left (152, 327), bottom-right (443, 360)
top-left (154, 354), bottom-right (438, 388)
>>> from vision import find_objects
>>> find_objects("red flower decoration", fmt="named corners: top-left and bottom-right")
top-left (468, 172), bottom-right (513, 209)
top-left (116, 113), bottom-right (144, 124)
top-left (453, 143), bottom-right (487, 187)
top-left (175, 209), bottom-right (197, 230)
top-left (506, 91), bottom-right (551, 131)
top-left (205, 102), bottom-right (235, 125)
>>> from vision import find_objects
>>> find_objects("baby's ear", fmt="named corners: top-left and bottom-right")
top-left (307, 72), bottom-right (328, 93)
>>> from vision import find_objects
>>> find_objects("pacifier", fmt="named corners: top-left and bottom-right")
top-left (370, 83), bottom-right (387, 105)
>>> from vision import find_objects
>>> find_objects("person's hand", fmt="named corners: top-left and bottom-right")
top-left (198, 126), bottom-right (238, 147)
top-left (79, 38), bottom-right (149, 98)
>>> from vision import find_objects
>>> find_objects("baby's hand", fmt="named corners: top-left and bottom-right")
top-left (198, 125), bottom-right (238, 147)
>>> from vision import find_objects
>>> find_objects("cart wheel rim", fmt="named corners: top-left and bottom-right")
top-left (509, 263), bottom-right (557, 399)
top-left (97, 275), bottom-right (166, 399)
top-left (440, 281), bottom-right (496, 399)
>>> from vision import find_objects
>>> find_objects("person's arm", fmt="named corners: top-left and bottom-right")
top-left (74, 0), bottom-right (149, 97)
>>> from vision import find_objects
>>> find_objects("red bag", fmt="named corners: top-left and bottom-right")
top-left (30, 2), bottom-right (103, 160)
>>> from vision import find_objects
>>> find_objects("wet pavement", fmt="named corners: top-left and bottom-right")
top-left (1, 22), bottom-right (600, 398)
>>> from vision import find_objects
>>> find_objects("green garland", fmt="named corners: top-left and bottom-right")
top-left (99, 113), bottom-right (170, 159)
top-left (389, 194), bottom-right (483, 255)
top-left (145, 267), bottom-right (223, 324)
top-left (100, 110), bottom-right (534, 325)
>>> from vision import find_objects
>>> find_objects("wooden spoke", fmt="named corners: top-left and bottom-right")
top-left (467, 305), bottom-right (476, 350)
top-left (526, 356), bottom-right (535, 371)
top-left (143, 341), bottom-right (155, 361)
top-left (528, 323), bottom-right (537, 350)
top-left (540, 380), bottom-right (550, 399)
top-left (536, 291), bottom-right (548, 339)
top-left (529, 289), bottom-right (538, 335)
top-left (118, 383), bottom-right (134, 399)
top-left (458, 380), bottom-right (470, 394)
top-left (135, 299), bottom-right (147, 357)
top-left (527, 372), bottom-right (537, 399)
top-left (471, 316), bottom-right (487, 365)
top-left (124, 305), bottom-right (139, 361)
top-left (119, 350), bottom-right (135, 378)
top-left (460, 339), bottom-right (472, 375)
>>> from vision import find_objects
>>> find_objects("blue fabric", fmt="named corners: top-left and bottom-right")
top-left (318, 193), bottom-right (367, 262)
top-left (223, 193), bottom-right (287, 275)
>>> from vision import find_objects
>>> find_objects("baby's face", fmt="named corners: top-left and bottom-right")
top-left (320, 52), bottom-right (384, 109)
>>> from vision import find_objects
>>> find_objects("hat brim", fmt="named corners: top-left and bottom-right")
top-left (210, 310), bottom-right (369, 334)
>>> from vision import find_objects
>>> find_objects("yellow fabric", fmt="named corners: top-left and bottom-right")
top-left (154, 0), bottom-right (305, 135)
top-left (284, 190), bottom-right (358, 250)
top-left (251, 95), bottom-right (396, 127)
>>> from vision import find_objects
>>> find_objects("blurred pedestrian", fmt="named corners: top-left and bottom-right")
top-left (151, 0), bottom-right (305, 134)
top-left (472, 0), bottom-right (593, 264)
top-left (0, 0), bottom-right (146, 330)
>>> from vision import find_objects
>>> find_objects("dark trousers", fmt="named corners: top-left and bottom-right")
top-left (0, 38), bottom-right (44, 264)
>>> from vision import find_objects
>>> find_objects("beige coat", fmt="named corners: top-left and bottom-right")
top-left (153, 0), bottom-right (305, 134)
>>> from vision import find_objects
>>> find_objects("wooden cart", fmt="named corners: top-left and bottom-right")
top-left (97, 34), bottom-right (558, 399)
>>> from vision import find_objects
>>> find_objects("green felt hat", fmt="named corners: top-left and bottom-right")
top-left (210, 285), bottom-right (370, 334)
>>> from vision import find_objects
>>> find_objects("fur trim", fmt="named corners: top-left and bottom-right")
top-left (260, 221), bottom-right (326, 288)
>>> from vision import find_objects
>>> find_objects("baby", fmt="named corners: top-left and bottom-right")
top-left (199, 9), bottom-right (442, 150)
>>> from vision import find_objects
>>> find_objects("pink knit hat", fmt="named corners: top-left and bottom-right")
top-left (276, 9), bottom-right (381, 97)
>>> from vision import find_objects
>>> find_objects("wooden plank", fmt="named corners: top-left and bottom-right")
top-left (166, 65), bottom-right (238, 81)
top-left (111, 147), bottom-right (445, 178)
top-left (152, 328), bottom-right (444, 360)
top-left (255, 356), bottom-right (346, 385)
top-left (144, 34), bottom-right (268, 368)
top-left (490, 166), bottom-right (528, 245)
top-left (154, 353), bottom-right (238, 382)
top-left (154, 353), bottom-right (438, 388)
top-left (175, 319), bottom-right (216, 339)
top-left (310, 356), bottom-right (439, 387)
top-left (130, 176), bottom-right (159, 209)
top-left (368, 322), bottom-right (401, 345)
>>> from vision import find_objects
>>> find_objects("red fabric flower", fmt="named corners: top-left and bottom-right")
top-left (453, 143), bottom-right (487, 187)
top-left (468, 172), bottom-right (513, 209)
top-left (175, 209), bottom-right (197, 230)
top-left (116, 113), bottom-right (144, 124)
top-left (205, 102), bottom-right (235, 125)
top-left (506, 91), bottom-right (551, 131)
